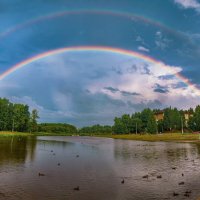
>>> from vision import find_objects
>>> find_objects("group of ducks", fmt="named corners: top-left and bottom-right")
top-left (38, 148), bottom-right (194, 197)
top-left (173, 190), bottom-right (192, 197)
top-left (142, 169), bottom-right (193, 198)
top-left (39, 149), bottom-right (80, 191)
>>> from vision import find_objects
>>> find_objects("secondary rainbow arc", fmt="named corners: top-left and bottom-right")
top-left (0, 9), bottom-right (179, 39)
top-left (0, 46), bottom-right (199, 96)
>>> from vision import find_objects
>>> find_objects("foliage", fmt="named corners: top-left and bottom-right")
top-left (79, 124), bottom-right (112, 135)
top-left (30, 109), bottom-right (39, 132)
top-left (188, 105), bottom-right (200, 131)
top-left (0, 98), bottom-right (38, 132)
top-left (38, 123), bottom-right (77, 134)
top-left (111, 106), bottom-right (195, 134)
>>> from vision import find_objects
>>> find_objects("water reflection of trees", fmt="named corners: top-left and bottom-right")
top-left (0, 136), bottom-right (36, 166)
top-left (113, 140), bottom-right (200, 167)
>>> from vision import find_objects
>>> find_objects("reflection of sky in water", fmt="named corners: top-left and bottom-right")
top-left (0, 136), bottom-right (200, 199)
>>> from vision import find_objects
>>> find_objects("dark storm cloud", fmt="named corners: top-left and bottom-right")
top-left (120, 91), bottom-right (140, 96)
top-left (104, 86), bottom-right (140, 96)
top-left (153, 84), bottom-right (169, 94)
top-left (158, 74), bottom-right (175, 80)
top-left (104, 87), bottom-right (119, 93)
top-left (141, 63), bottom-right (151, 75)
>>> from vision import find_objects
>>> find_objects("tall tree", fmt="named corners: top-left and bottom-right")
top-left (30, 109), bottom-right (39, 132)
top-left (113, 117), bottom-right (128, 134)
top-left (147, 112), bottom-right (157, 134)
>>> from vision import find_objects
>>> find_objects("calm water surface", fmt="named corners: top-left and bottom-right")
top-left (0, 136), bottom-right (200, 200)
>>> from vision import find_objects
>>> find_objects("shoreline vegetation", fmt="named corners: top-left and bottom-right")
top-left (1, 131), bottom-right (200, 143)
top-left (1, 97), bottom-right (200, 143)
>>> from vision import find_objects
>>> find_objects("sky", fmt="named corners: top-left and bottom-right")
top-left (1, 0), bottom-right (200, 127)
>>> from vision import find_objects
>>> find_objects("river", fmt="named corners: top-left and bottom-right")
top-left (0, 136), bottom-right (200, 200)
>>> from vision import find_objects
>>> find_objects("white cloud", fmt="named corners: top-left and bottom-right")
top-left (138, 46), bottom-right (150, 52)
top-left (155, 31), bottom-right (171, 50)
top-left (174, 0), bottom-right (200, 10)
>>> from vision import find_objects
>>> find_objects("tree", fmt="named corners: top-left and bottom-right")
top-left (113, 117), bottom-right (128, 134)
top-left (147, 112), bottom-right (157, 134)
top-left (163, 108), bottom-right (172, 131)
top-left (30, 109), bottom-right (39, 132)
top-left (130, 115), bottom-right (142, 134)
top-left (141, 108), bottom-right (153, 132)
top-left (12, 104), bottom-right (30, 132)
top-left (157, 120), bottom-right (164, 133)
top-left (188, 105), bottom-right (200, 131)
top-left (0, 98), bottom-right (11, 130)
top-left (121, 114), bottom-right (131, 133)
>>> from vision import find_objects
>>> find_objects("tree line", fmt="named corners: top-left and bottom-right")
top-left (0, 98), bottom-right (39, 132)
top-left (79, 106), bottom-right (200, 135)
top-left (2, 97), bottom-right (200, 135)
top-left (38, 123), bottom-right (77, 134)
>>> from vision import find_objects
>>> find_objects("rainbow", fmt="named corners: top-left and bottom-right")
top-left (0, 9), bottom-right (180, 39)
top-left (0, 46), bottom-right (199, 95)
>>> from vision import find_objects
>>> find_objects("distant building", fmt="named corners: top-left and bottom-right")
top-left (184, 111), bottom-right (193, 127)
top-left (154, 111), bottom-right (164, 122)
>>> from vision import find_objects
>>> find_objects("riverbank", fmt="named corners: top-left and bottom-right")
top-left (100, 133), bottom-right (200, 142)
top-left (0, 131), bottom-right (33, 137)
top-left (1, 131), bottom-right (200, 143)
top-left (0, 131), bottom-right (73, 137)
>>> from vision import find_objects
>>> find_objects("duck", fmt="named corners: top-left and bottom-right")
top-left (142, 175), bottom-right (148, 179)
top-left (73, 186), bottom-right (79, 191)
top-left (178, 181), bottom-right (184, 185)
top-left (172, 167), bottom-right (176, 170)
top-left (184, 193), bottom-right (190, 197)
top-left (173, 192), bottom-right (179, 196)
top-left (121, 179), bottom-right (125, 184)
top-left (38, 172), bottom-right (45, 176)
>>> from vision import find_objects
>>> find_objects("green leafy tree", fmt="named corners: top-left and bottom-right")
top-left (130, 115), bottom-right (142, 134)
top-left (141, 108), bottom-right (153, 132)
top-left (147, 112), bottom-right (157, 134)
top-left (30, 109), bottom-right (39, 132)
top-left (113, 117), bottom-right (128, 134)
top-left (12, 104), bottom-right (30, 132)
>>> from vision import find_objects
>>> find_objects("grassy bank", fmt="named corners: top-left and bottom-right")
top-left (100, 133), bottom-right (200, 142)
top-left (0, 131), bottom-right (33, 137)
top-left (0, 131), bottom-right (74, 137)
top-left (1, 131), bottom-right (200, 143)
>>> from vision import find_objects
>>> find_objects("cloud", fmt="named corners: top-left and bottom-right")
top-left (136, 36), bottom-right (144, 42)
top-left (174, 0), bottom-right (200, 10)
top-left (120, 91), bottom-right (140, 96)
top-left (153, 84), bottom-right (169, 94)
top-left (155, 31), bottom-right (171, 50)
top-left (158, 75), bottom-right (175, 80)
top-left (104, 87), bottom-right (119, 93)
top-left (154, 88), bottom-right (169, 94)
top-left (138, 46), bottom-right (150, 52)
top-left (104, 86), bottom-right (140, 96)
top-left (1, 51), bottom-right (199, 126)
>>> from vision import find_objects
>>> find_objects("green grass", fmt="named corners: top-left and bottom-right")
top-left (34, 132), bottom-right (75, 136)
top-left (98, 133), bottom-right (200, 142)
top-left (0, 131), bottom-right (75, 137)
top-left (0, 131), bottom-right (33, 137)
top-left (1, 131), bottom-right (200, 143)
